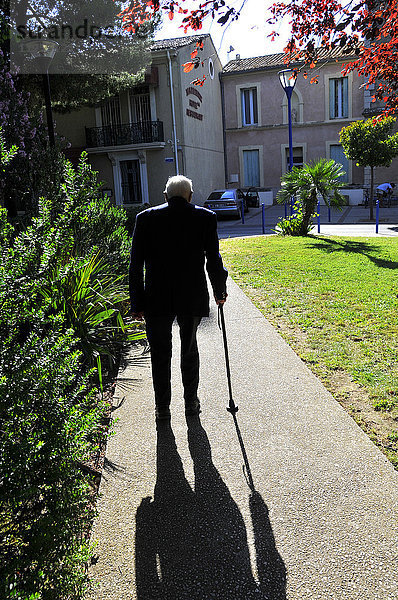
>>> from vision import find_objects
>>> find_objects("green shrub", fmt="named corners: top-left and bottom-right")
top-left (274, 200), bottom-right (314, 236)
top-left (124, 203), bottom-right (150, 235)
top-left (4, 155), bottom-right (141, 369)
top-left (0, 207), bottom-right (99, 598)
top-left (39, 252), bottom-right (144, 382)
top-left (0, 323), bottom-right (99, 599)
top-left (60, 156), bottom-right (132, 274)
top-left (0, 151), bottom-right (143, 597)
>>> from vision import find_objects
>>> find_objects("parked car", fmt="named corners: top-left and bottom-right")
top-left (241, 187), bottom-right (260, 208)
top-left (203, 189), bottom-right (248, 219)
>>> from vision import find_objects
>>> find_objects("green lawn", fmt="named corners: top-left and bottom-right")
top-left (220, 235), bottom-right (398, 467)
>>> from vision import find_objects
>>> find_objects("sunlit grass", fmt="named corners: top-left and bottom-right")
top-left (221, 235), bottom-right (398, 465)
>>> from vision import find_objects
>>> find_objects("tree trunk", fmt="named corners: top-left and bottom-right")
top-left (14, 0), bottom-right (30, 29)
top-left (369, 166), bottom-right (374, 221)
top-left (301, 191), bottom-right (317, 235)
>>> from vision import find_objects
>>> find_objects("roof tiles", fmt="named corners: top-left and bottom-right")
top-left (150, 34), bottom-right (210, 52)
top-left (222, 46), bottom-right (359, 74)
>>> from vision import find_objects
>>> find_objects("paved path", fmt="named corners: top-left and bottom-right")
top-left (88, 279), bottom-right (398, 600)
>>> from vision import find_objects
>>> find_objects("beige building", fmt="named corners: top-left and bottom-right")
top-left (221, 48), bottom-right (398, 201)
top-left (55, 34), bottom-right (225, 207)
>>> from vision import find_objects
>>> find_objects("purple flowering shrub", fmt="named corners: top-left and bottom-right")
top-left (0, 52), bottom-right (65, 215)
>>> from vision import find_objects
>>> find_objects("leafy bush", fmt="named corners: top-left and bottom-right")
top-left (60, 156), bottom-right (132, 274)
top-left (274, 200), bottom-right (314, 236)
top-left (39, 252), bottom-right (141, 383)
top-left (0, 149), bottom-right (142, 597)
top-left (0, 126), bottom-right (18, 169)
top-left (0, 208), bottom-right (101, 598)
top-left (0, 323), bottom-right (99, 599)
top-left (124, 203), bottom-right (150, 235)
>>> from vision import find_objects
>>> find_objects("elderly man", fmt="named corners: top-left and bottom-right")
top-left (129, 175), bottom-right (228, 421)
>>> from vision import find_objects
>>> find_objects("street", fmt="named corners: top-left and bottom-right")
top-left (215, 204), bottom-right (398, 238)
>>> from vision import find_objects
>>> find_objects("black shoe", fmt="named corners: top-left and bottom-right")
top-left (155, 406), bottom-right (171, 420)
top-left (185, 400), bottom-right (201, 416)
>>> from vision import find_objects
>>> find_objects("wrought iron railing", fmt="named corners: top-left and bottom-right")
top-left (85, 120), bottom-right (164, 148)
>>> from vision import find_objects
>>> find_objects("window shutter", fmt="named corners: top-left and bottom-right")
top-left (241, 88), bottom-right (258, 126)
top-left (241, 89), bottom-right (247, 125)
top-left (252, 88), bottom-right (258, 124)
top-left (243, 149), bottom-right (260, 187)
top-left (329, 79), bottom-right (335, 119)
top-left (342, 77), bottom-right (348, 117)
top-left (330, 144), bottom-right (349, 183)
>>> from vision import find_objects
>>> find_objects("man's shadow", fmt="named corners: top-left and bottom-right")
top-left (135, 418), bottom-right (286, 599)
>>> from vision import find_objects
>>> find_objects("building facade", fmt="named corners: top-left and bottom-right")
top-left (55, 34), bottom-right (225, 208)
top-left (221, 49), bottom-right (398, 201)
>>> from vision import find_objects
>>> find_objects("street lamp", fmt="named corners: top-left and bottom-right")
top-left (22, 39), bottom-right (58, 147)
top-left (278, 68), bottom-right (298, 215)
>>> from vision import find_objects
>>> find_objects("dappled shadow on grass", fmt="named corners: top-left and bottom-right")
top-left (306, 236), bottom-right (398, 270)
top-left (135, 419), bottom-right (286, 600)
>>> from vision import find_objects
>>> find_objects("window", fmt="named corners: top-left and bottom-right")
top-left (101, 96), bottom-right (121, 126)
top-left (329, 77), bottom-right (348, 119)
top-left (330, 144), bottom-right (349, 183)
top-left (241, 88), bottom-right (258, 126)
top-left (285, 147), bottom-right (304, 171)
top-left (243, 149), bottom-right (260, 187)
top-left (120, 160), bottom-right (142, 204)
top-left (130, 86), bottom-right (151, 123)
top-left (208, 57), bottom-right (215, 79)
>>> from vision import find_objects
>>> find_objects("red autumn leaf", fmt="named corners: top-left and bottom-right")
top-left (191, 76), bottom-right (206, 87)
top-left (168, 11), bottom-right (174, 20)
top-left (191, 49), bottom-right (198, 59)
top-left (183, 62), bottom-right (195, 73)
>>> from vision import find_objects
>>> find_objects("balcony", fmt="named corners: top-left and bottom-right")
top-left (85, 120), bottom-right (164, 148)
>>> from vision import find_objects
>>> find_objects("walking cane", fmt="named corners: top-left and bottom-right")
top-left (218, 304), bottom-right (239, 414)
top-left (218, 304), bottom-right (255, 489)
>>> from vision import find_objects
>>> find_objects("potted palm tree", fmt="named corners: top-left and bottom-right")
top-left (276, 159), bottom-right (346, 235)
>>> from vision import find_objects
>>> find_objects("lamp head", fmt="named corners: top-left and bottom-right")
top-left (22, 39), bottom-right (58, 60)
top-left (278, 69), bottom-right (297, 91)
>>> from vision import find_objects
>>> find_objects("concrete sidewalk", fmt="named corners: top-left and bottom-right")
top-left (88, 278), bottom-right (398, 600)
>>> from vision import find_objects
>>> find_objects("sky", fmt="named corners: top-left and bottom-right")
top-left (154, 0), bottom-right (292, 65)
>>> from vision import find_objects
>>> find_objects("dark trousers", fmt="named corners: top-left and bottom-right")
top-left (145, 314), bottom-right (202, 409)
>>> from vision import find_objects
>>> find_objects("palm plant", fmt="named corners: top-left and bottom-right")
top-left (39, 253), bottom-right (145, 386)
top-left (276, 159), bottom-right (346, 235)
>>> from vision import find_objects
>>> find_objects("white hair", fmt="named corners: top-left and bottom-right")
top-left (164, 175), bottom-right (193, 200)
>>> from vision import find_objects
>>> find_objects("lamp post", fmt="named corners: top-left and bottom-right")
top-left (278, 68), bottom-right (297, 215)
top-left (23, 40), bottom-right (58, 147)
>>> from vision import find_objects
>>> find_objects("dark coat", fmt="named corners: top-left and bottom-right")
top-left (129, 197), bottom-right (228, 316)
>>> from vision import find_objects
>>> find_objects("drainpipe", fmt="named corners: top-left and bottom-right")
top-left (167, 49), bottom-right (180, 175)
top-left (219, 72), bottom-right (228, 188)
